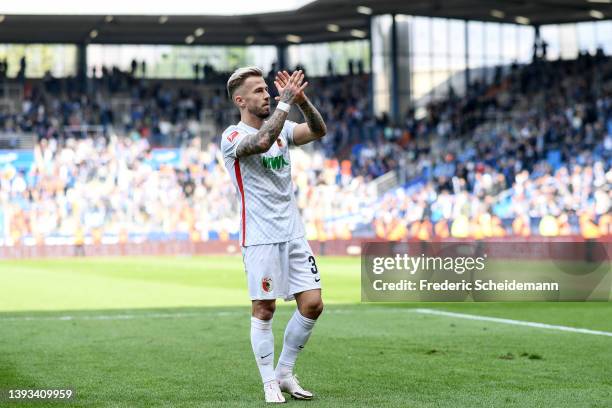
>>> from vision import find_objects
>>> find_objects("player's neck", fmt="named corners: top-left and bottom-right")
top-left (240, 112), bottom-right (264, 130)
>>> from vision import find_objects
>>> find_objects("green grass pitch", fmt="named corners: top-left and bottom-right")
top-left (1, 256), bottom-right (611, 407)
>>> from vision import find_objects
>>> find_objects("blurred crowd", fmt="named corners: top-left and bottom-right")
top-left (0, 54), bottom-right (611, 246)
top-left (0, 132), bottom-right (378, 245)
top-left (1, 63), bottom-right (237, 147)
top-left (367, 53), bottom-right (612, 240)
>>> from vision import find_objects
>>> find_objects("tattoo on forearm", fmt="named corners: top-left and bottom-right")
top-left (236, 84), bottom-right (304, 157)
top-left (236, 82), bottom-right (304, 157)
top-left (235, 109), bottom-right (288, 157)
top-left (298, 99), bottom-right (326, 138)
top-left (280, 87), bottom-right (297, 104)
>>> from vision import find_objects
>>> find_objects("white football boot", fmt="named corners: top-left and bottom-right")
top-left (264, 380), bottom-right (286, 403)
top-left (278, 374), bottom-right (313, 400)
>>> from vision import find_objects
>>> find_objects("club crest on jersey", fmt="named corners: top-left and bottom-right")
top-left (262, 277), bottom-right (272, 293)
top-left (227, 130), bottom-right (239, 142)
top-left (261, 154), bottom-right (289, 170)
top-left (276, 138), bottom-right (283, 147)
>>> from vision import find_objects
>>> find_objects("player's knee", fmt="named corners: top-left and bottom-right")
top-left (313, 300), bottom-right (324, 318)
top-left (252, 301), bottom-right (276, 320)
top-left (254, 308), bottom-right (275, 320)
top-left (301, 299), bottom-right (324, 319)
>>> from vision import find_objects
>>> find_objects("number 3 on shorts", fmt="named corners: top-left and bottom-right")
top-left (308, 255), bottom-right (318, 274)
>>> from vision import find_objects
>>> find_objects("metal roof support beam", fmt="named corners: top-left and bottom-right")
top-left (277, 44), bottom-right (288, 70)
top-left (391, 14), bottom-right (399, 123)
top-left (394, 15), bottom-right (411, 123)
top-left (371, 14), bottom-right (411, 123)
top-left (464, 22), bottom-right (470, 92)
top-left (76, 42), bottom-right (87, 93)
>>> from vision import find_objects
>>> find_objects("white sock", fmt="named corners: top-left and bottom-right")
top-left (276, 309), bottom-right (317, 379)
top-left (251, 316), bottom-right (276, 384)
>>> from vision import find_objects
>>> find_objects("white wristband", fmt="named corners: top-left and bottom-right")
top-left (277, 101), bottom-right (291, 113)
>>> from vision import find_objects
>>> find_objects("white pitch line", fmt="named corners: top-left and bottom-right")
top-left (4, 307), bottom-right (612, 338)
top-left (0, 307), bottom-right (375, 322)
top-left (415, 308), bottom-right (612, 337)
top-left (0, 308), bottom-right (280, 321)
top-left (0, 311), bottom-right (227, 322)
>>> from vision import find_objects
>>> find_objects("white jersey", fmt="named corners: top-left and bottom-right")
top-left (221, 120), bottom-right (305, 247)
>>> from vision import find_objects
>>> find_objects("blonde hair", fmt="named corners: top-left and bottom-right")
top-left (226, 66), bottom-right (264, 99)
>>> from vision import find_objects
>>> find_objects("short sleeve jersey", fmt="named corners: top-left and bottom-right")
top-left (221, 120), bottom-right (305, 246)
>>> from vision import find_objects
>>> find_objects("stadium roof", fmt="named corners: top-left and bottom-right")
top-left (0, 0), bottom-right (316, 16)
top-left (0, 0), bottom-right (611, 45)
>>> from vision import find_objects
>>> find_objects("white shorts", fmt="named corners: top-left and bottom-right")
top-left (241, 237), bottom-right (322, 301)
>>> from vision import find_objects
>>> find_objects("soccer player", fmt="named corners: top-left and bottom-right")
top-left (221, 67), bottom-right (327, 403)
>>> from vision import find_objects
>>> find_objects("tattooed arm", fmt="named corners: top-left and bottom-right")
top-left (292, 96), bottom-right (327, 146)
top-left (236, 71), bottom-right (308, 158)
top-left (235, 108), bottom-right (288, 158)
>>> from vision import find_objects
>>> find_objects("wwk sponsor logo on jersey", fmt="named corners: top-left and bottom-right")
top-left (261, 154), bottom-right (289, 170)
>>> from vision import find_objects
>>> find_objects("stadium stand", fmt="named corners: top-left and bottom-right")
top-left (0, 52), bottom-right (610, 247)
